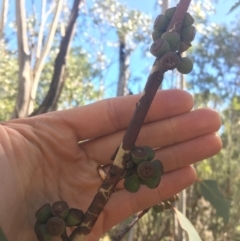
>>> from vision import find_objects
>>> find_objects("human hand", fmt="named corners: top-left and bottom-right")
top-left (0, 89), bottom-right (221, 241)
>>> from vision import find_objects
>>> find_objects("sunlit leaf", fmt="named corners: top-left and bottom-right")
top-left (199, 180), bottom-right (231, 223)
top-left (173, 208), bottom-right (202, 241)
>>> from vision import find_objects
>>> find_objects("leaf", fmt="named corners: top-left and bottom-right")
top-left (199, 180), bottom-right (231, 223)
top-left (173, 208), bottom-right (202, 241)
top-left (227, 1), bottom-right (240, 14)
top-left (0, 228), bottom-right (8, 241)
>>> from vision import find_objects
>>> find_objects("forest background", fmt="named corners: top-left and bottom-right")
top-left (0, 0), bottom-right (240, 240)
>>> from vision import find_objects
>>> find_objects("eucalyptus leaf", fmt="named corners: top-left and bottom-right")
top-left (199, 180), bottom-right (231, 223)
top-left (173, 208), bottom-right (202, 241)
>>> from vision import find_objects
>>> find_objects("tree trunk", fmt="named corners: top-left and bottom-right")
top-left (12, 0), bottom-right (32, 119)
top-left (31, 0), bottom-right (83, 115)
top-left (117, 34), bottom-right (130, 97)
top-left (0, 0), bottom-right (8, 40)
top-left (28, 0), bottom-right (63, 114)
top-left (160, 0), bottom-right (169, 13)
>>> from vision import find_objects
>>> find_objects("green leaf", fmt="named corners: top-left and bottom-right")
top-left (0, 228), bottom-right (8, 241)
top-left (173, 208), bottom-right (202, 241)
top-left (199, 180), bottom-right (231, 223)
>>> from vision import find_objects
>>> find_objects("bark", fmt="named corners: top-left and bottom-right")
top-left (31, 0), bottom-right (83, 115)
top-left (12, 0), bottom-right (32, 119)
top-left (117, 34), bottom-right (130, 96)
top-left (0, 0), bottom-right (8, 40)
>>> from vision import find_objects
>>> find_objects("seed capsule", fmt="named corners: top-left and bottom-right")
top-left (131, 146), bottom-right (154, 164)
top-left (163, 200), bottom-right (172, 209)
top-left (144, 160), bottom-right (164, 189)
top-left (51, 201), bottom-right (69, 219)
top-left (178, 41), bottom-right (191, 54)
top-left (152, 30), bottom-right (164, 41)
top-left (46, 217), bottom-right (66, 236)
top-left (153, 14), bottom-right (169, 31)
top-left (183, 12), bottom-right (194, 27)
top-left (177, 57), bottom-right (193, 74)
top-left (124, 173), bottom-right (141, 193)
top-left (35, 203), bottom-right (52, 223)
top-left (181, 25), bottom-right (196, 42)
top-left (164, 7), bottom-right (176, 20)
top-left (34, 222), bottom-right (52, 241)
top-left (137, 161), bottom-right (155, 180)
top-left (65, 208), bottom-right (84, 227)
top-left (161, 32), bottom-right (181, 51)
top-left (150, 38), bottom-right (170, 58)
top-left (160, 52), bottom-right (179, 70)
top-left (152, 202), bottom-right (165, 213)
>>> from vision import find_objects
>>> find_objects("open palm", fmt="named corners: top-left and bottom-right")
top-left (0, 90), bottom-right (221, 241)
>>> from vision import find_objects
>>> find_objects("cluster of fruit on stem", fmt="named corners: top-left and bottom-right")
top-left (123, 146), bottom-right (164, 193)
top-left (152, 194), bottom-right (179, 213)
top-left (150, 7), bottom-right (195, 74)
top-left (34, 201), bottom-right (84, 241)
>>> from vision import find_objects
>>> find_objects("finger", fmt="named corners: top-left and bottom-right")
top-left (53, 89), bottom-right (193, 140)
top-left (93, 166), bottom-right (196, 236)
top-left (157, 133), bottom-right (222, 172)
top-left (81, 108), bottom-right (221, 165)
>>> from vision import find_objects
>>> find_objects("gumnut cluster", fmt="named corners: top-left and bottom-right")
top-left (152, 194), bottom-right (179, 213)
top-left (150, 7), bottom-right (196, 74)
top-left (124, 146), bottom-right (164, 193)
top-left (34, 201), bottom-right (84, 241)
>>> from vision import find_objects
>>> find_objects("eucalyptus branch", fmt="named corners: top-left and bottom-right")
top-left (112, 209), bottom-right (150, 241)
top-left (69, 1), bottom-right (192, 241)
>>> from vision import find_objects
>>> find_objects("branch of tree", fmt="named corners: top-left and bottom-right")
top-left (112, 209), bottom-right (150, 241)
top-left (0, 0), bottom-right (8, 40)
top-left (69, 1), bottom-right (191, 241)
top-left (29, 0), bottom-right (64, 114)
top-left (12, 0), bottom-right (32, 118)
top-left (30, 0), bottom-right (83, 116)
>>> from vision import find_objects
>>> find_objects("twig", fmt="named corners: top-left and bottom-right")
top-left (69, 1), bottom-right (192, 240)
top-left (111, 209), bottom-right (150, 241)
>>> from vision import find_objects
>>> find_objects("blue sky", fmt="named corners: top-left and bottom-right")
top-left (0, 0), bottom-right (238, 98)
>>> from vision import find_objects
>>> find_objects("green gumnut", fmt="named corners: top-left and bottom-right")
top-left (35, 203), bottom-right (52, 223)
top-left (34, 222), bottom-right (52, 241)
top-left (164, 7), bottom-right (176, 20)
top-left (150, 38), bottom-right (170, 58)
top-left (46, 217), bottom-right (66, 236)
top-left (163, 200), bottom-right (172, 209)
top-left (183, 12), bottom-right (194, 27)
top-left (143, 146), bottom-right (155, 162)
top-left (161, 32), bottom-right (181, 51)
top-left (177, 57), bottom-right (193, 74)
top-left (153, 14), bottom-right (169, 31)
top-left (131, 146), bottom-right (155, 164)
top-left (143, 160), bottom-right (164, 189)
top-left (51, 201), bottom-right (69, 219)
top-left (152, 203), bottom-right (165, 213)
top-left (65, 208), bottom-right (84, 227)
top-left (152, 30), bottom-right (164, 41)
top-left (181, 25), bottom-right (196, 42)
top-left (178, 41), bottom-right (191, 54)
top-left (137, 161), bottom-right (155, 180)
top-left (124, 173), bottom-right (141, 193)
